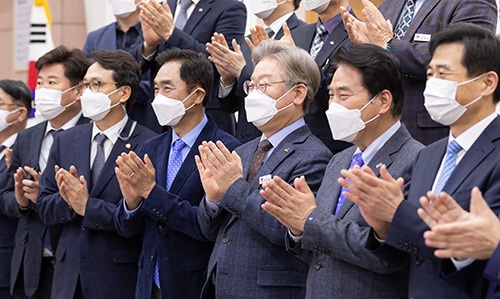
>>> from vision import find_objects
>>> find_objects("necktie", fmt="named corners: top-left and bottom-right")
top-left (309, 24), bottom-right (327, 60)
top-left (175, 0), bottom-right (193, 30)
top-left (335, 153), bottom-right (364, 215)
top-left (394, 0), bottom-right (415, 39)
top-left (247, 139), bottom-right (273, 182)
top-left (91, 133), bottom-right (107, 186)
top-left (155, 138), bottom-right (187, 288)
top-left (434, 140), bottom-right (462, 195)
top-left (265, 27), bottom-right (275, 39)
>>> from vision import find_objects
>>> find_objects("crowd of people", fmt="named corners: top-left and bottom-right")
top-left (0, 0), bottom-right (499, 298)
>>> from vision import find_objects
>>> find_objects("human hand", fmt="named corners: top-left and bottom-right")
top-left (57, 166), bottom-right (88, 216)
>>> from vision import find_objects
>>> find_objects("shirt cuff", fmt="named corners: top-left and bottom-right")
top-left (451, 257), bottom-right (475, 271)
top-left (218, 80), bottom-right (235, 98)
top-left (204, 197), bottom-right (221, 217)
top-left (123, 199), bottom-right (142, 220)
top-left (287, 229), bottom-right (303, 243)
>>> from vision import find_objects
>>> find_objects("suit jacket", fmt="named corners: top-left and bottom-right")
top-left (287, 124), bottom-right (422, 299)
top-left (218, 13), bottom-right (307, 143)
top-left (198, 124), bottom-right (332, 299)
top-left (379, 0), bottom-right (498, 145)
top-left (370, 116), bottom-right (500, 298)
top-left (114, 117), bottom-right (239, 299)
top-left (131, 0), bottom-right (247, 135)
top-left (0, 117), bottom-right (89, 297)
top-left (35, 119), bottom-right (156, 299)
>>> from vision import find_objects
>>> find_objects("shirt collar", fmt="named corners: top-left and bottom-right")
top-left (44, 112), bottom-right (83, 137)
top-left (170, 114), bottom-right (208, 149)
top-left (268, 12), bottom-right (294, 39)
top-left (114, 21), bottom-right (141, 33)
top-left (2, 133), bottom-right (18, 149)
top-left (450, 113), bottom-right (497, 152)
top-left (355, 121), bottom-right (401, 165)
top-left (261, 118), bottom-right (306, 148)
top-left (316, 8), bottom-right (347, 35)
top-left (91, 114), bottom-right (129, 145)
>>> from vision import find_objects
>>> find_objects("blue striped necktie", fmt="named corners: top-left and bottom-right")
top-left (335, 153), bottom-right (364, 215)
top-left (434, 140), bottom-right (462, 194)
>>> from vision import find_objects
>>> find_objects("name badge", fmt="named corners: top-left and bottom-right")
top-left (414, 33), bottom-right (431, 42)
top-left (259, 174), bottom-right (272, 185)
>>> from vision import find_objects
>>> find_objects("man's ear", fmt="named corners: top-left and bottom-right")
top-left (377, 89), bottom-right (393, 116)
top-left (119, 86), bottom-right (132, 104)
top-left (292, 83), bottom-right (308, 106)
top-left (192, 87), bottom-right (206, 105)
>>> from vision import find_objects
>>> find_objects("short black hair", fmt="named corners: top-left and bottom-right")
top-left (90, 50), bottom-right (142, 111)
top-left (429, 23), bottom-right (500, 103)
top-left (333, 44), bottom-right (404, 117)
top-left (293, 0), bottom-right (301, 10)
top-left (0, 80), bottom-right (32, 113)
top-left (35, 45), bottom-right (89, 86)
top-left (155, 48), bottom-right (214, 106)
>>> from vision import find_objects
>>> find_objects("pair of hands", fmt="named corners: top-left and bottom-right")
top-left (138, 0), bottom-right (175, 56)
top-left (205, 23), bottom-right (294, 87)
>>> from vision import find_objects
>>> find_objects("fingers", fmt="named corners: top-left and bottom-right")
top-left (294, 176), bottom-right (312, 195)
top-left (245, 36), bottom-right (256, 52)
top-left (24, 166), bottom-right (41, 182)
top-left (469, 187), bottom-right (487, 214)
top-left (232, 39), bottom-right (241, 54)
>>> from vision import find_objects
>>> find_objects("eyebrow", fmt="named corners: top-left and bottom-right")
top-left (250, 74), bottom-right (274, 81)
top-left (155, 79), bottom-right (174, 86)
top-left (426, 64), bottom-right (453, 71)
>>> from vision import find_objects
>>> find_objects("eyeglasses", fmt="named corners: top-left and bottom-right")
top-left (79, 80), bottom-right (118, 93)
top-left (243, 80), bottom-right (287, 95)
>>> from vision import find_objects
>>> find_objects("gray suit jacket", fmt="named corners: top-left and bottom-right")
top-left (379, 0), bottom-right (498, 145)
top-left (287, 124), bottom-right (423, 299)
top-left (198, 124), bottom-right (332, 299)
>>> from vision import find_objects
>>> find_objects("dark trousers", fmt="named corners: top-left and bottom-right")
top-left (13, 257), bottom-right (54, 299)
top-left (151, 283), bottom-right (161, 299)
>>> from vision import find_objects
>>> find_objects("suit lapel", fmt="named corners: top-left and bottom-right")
top-left (403, 0), bottom-right (441, 41)
top-left (275, 13), bottom-right (301, 40)
top-left (325, 148), bottom-right (355, 217)
top-left (315, 21), bottom-right (349, 68)
top-left (183, 0), bottom-right (212, 34)
top-left (72, 125), bottom-right (92, 194)
top-left (168, 0), bottom-right (177, 14)
top-left (104, 24), bottom-right (118, 51)
top-left (294, 24), bottom-right (316, 53)
top-left (32, 122), bottom-right (48, 169)
top-left (155, 132), bottom-right (172, 189)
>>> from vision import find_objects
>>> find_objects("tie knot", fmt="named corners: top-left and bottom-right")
top-left (316, 24), bottom-right (327, 38)
top-left (180, 0), bottom-right (193, 10)
top-left (447, 140), bottom-right (462, 155)
top-left (172, 138), bottom-right (186, 152)
top-left (265, 27), bottom-right (275, 38)
top-left (351, 152), bottom-right (364, 169)
top-left (50, 129), bottom-right (63, 138)
top-left (258, 139), bottom-right (273, 152)
top-left (94, 133), bottom-right (107, 146)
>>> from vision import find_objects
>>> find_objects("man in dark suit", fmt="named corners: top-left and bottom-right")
top-left (35, 50), bottom-right (156, 299)
top-left (130, 0), bottom-right (247, 135)
top-left (0, 80), bottom-right (33, 299)
top-left (83, 0), bottom-right (155, 133)
top-left (418, 187), bottom-right (500, 298)
top-left (114, 48), bottom-right (239, 299)
top-left (342, 0), bottom-right (498, 145)
top-left (260, 44), bottom-right (422, 298)
top-left (196, 41), bottom-right (332, 298)
top-left (340, 24), bottom-right (500, 298)
top-left (0, 46), bottom-right (89, 299)
top-left (208, 0), bottom-right (307, 143)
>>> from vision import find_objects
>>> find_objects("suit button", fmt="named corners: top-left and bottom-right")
top-left (82, 227), bottom-right (86, 231)
top-left (315, 263), bottom-right (321, 270)
top-left (61, 217), bottom-right (67, 222)
top-left (415, 256), bottom-right (422, 265)
top-left (150, 256), bottom-right (154, 262)
top-left (222, 237), bottom-right (229, 244)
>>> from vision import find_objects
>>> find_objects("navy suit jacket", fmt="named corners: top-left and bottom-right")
top-left (131, 0), bottom-right (247, 135)
top-left (369, 116), bottom-right (500, 298)
top-left (218, 13), bottom-right (307, 143)
top-left (114, 117), bottom-right (239, 299)
top-left (198, 124), bottom-right (332, 298)
top-left (35, 119), bottom-right (156, 299)
top-left (379, 0), bottom-right (498, 145)
top-left (0, 117), bottom-right (89, 297)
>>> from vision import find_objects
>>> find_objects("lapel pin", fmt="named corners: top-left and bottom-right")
top-left (330, 41), bottom-right (335, 45)
top-left (376, 162), bottom-right (383, 168)
top-left (125, 143), bottom-right (131, 149)
top-left (199, 8), bottom-right (203, 12)
top-left (284, 148), bottom-right (289, 153)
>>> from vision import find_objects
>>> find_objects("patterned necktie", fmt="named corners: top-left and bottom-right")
top-left (91, 133), bottom-right (107, 186)
top-left (335, 153), bottom-right (364, 215)
top-left (247, 139), bottom-right (273, 182)
top-left (265, 27), bottom-right (275, 39)
top-left (175, 0), bottom-right (193, 30)
top-left (309, 24), bottom-right (327, 60)
top-left (394, 0), bottom-right (415, 39)
top-left (434, 140), bottom-right (462, 195)
top-left (155, 138), bottom-right (187, 289)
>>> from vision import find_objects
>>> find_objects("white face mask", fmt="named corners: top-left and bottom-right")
top-left (423, 74), bottom-right (484, 126)
top-left (325, 96), bottom-right (380, 143)
top-left (250, 0), bottom-right (286, 19)
top-left (109, 0), bottom-right (137, 18)
top-left (151, 88), bottom-right (198, 126)
top-left (35, 86), bottom-right (78, 120)
top-left (81, 87), bottom-right (122, 121)
top-left (304, 0), bottom-right (330, 13)
top-left (0, 108), bottom-right (21, 132)
top-left (244, 87), bottom-right (295, 127)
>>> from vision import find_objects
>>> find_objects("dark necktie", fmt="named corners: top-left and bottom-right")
top-left (434, 140), bottom-right (462, 195)
top-left (265, 27), bottom-right (275, 39)
top-left (310, 24), bottom-right (327, 60)
top-left (394, 0), bottom-right (415, 39)
top-left (91, 133), bottom-right (107, 186)
top-left (335, 153), bottom-right (364, 215)
top-left (247, 139), bottom-right (273, 182)
top-left (175, 0), bottom-right (193, 30)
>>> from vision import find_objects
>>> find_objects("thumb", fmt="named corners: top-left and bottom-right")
top-left (470, 187), bottom-right (488, 215)
top-left (144, 154), bottom-right (154, 170)
top-left (80, 175), bottom-right (87, 188)
top-left (282, 22), bottom-right (290, 36)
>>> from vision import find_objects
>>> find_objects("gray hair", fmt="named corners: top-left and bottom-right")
top-left (251, 40), bottom-right (320, 113)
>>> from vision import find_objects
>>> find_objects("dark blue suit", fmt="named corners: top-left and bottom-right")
top-left (368, 116), bottom-right (500, 298)
top-left (115, 117), bottom-right (239, 299)
top-left (218, 13), bottom-right (307, 143)
top-left (131, 0), bottom-right (247, 135)
top-left (35, 119), bottom-right (156, 299)
top-left (0, 117), bottom-right (89, 298)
